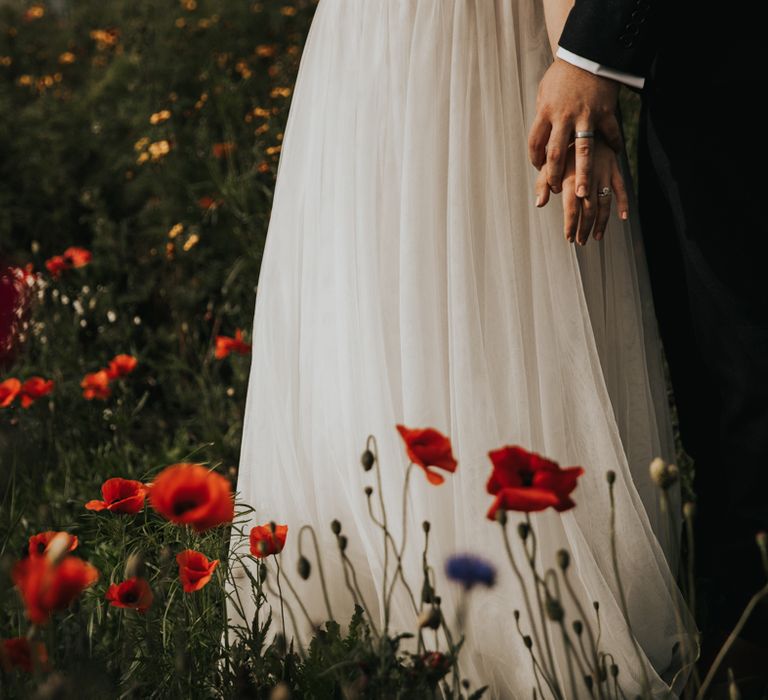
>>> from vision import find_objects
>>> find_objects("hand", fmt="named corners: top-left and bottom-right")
top-left (528, 58), bottom-right (621, 199)
top-left (535, 135), bottom-right (629, 246)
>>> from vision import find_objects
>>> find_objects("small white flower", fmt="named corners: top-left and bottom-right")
top-left (107, 310), bottom-right (117, 322)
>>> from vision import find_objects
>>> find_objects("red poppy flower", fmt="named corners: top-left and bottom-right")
top-left (105, 354), bottom-right (138, 380)
top-left (81, 369), bottom-right (111, 400)
top-left (212, 142), bottom-right (236, 159)
top-left (18, 376), bottom-right (54, 408)
top-left (105, 577), bottom-right (153, 612)
top-left (62, 246), bottom-right (92, 268)
top-left (85, 477), bottom-right (147, 514)
top-left (214, 328), bottom-right (251, 359)
top-left (485, 446), bottom-right (584, 520)
top-left (12, 555), bottom-right (99, 624)
top-left (28, 531), bottom-right (79, 558)
top-left (148, 463), bottom-right (234, 532)
top-left (395, 424), bottom-right (458, 485)
top-left (249, 523), bottom-right (288, 558)
top-left (44, 255), bottom-right (69, 279)
top-left (197, 195), bottom-right (219, 210)
top-left (0, 378), bottom-right (21, 407)
top-left (176, 549), bottom-right (219, 592)
top-left (0, 638), bottom-right (50, 673)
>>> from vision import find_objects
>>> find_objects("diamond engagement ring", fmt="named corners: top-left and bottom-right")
top-left (597, 187), bottom-right (612, 198)
top-left (574, 130), bottom-right (595, 138)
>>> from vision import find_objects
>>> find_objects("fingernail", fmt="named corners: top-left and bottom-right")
top-left (577, 185), bottom-right (586, 197)
top-left (551, 185), bottom-right (561, 194)
top-left (535, 194), bottom-right (542, 207)
top-left (620, 211), bottom-right (628, 220)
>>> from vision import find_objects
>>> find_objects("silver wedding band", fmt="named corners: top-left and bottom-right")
top-left (597, 187), bottom-right (612, 198)
top-left (574, 130), bottom-right (595, 139)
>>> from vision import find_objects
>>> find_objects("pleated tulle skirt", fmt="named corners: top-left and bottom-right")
top-left (226, 1), bottom-right (698, 697)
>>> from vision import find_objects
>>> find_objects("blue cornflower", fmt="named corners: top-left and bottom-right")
top-left (444, 553), bottom-right (497, 591)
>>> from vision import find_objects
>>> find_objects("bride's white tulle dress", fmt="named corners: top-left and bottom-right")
top-left (225, 0), bottom-right (698, 697)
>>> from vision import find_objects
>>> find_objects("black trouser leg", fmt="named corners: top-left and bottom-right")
top-left (638, 103), bottom-right (768, 646)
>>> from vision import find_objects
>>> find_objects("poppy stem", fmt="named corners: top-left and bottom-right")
top-left (547, 570), bottom-right (581, 700)
top-left (273, 554), bottom-right (287, 647)
top-left (607, 474), bottom-right (652, 699)
top-left (298, 524), bottom-right (334, 621)
top-left (523, 514), bottom-right (562, 699)
top-left (658, 489), bottom-right (697, 696)
top-left (696, 582), bottom-right (768, 700)
top-left (500, 520), bottom-right (558, 695)
top-left (369, 434), bottom-right (390, 630)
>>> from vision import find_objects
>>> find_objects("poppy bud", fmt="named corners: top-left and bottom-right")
top-left (573, 620), bottom-right (583, 636)
top-left (523, 635), bottom-right (532, 649)
top-left (297, 556), bottom-right (311, 580)
top-left (610, 663), bottom-right (619, 678)
top-left (756, 531), bottom-right (768, 574)
top-left (124, 550), bottom-right (145, 579)
top-left (583, 675), bottom-right (593, 690)
top-left (545, 596), bottom-right (564, 622)
top-left (728, 668), bottom-right (741, 700)
top-left (417, 606), bottom-right (441, 629)
top-left (517, 522), bottom-right (530, 541)
top-left (556, 549), bottom-right (570, 570)
top-left (45, 532), bottom-right (73, 565)
top-left (338, 535), bottom-right (348, 551)
top-left (649, 458), bottom-right (679, 490)
top-left (364, 486), bottom-right (373, 497)
top-left (606, 470), bottom-right (616, 485)
top-left (593, 601), bottom-right (599, 612)
top-left (494, 509), bottom-right (507, 526)
top-left (514, 609), bottom-right (520, 621)
top-left (331, 519), bottom-right (341, 535)
top-left (360, 449), bottom-right (375, 471)
top-left (270, 681), bottom-right (291, 700)
top-left (422, 520), bottom-right (430, 533)
top-left (461, 679), bottom-right (470, 690)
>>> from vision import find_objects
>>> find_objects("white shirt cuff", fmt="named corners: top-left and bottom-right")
top-left (556, 46), bottom-right (645, 90)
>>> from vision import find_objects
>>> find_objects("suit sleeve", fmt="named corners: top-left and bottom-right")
top-left (557, 0), bottom-right (660, 78)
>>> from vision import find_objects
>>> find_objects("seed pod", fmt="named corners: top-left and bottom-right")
top-left (331, 519), bottom-right (341, 535)
top-left (361, 449), bottom-right (375, 471)
top-left (297, 556), bottom-right (311, 580)
top-left (556, 549), bottom-right (570, 570)
top-left (517, 522), bottom-right (530, 541)
top-left (338, 535), bottom-right (348, 551)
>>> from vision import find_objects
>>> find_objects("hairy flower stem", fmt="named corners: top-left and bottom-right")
top-left (607, 477), bottom-right (652, 699)
top-left (365, 490), bottom-right (420, 616)
top-left (560, 562), bottom-right (606, 699)
top-left (523, 514), bottom-right (563, 699)
top-left (383, 463), bottom-right (416, 628)
top-left (696, 582), bottom-right (768, 700)
top-left (273, 555), bottom-right (288, 645)
top-left (500, 522), bottom-right (559, 695)
top-left (298, 524), bottom-right (334, 620)
top-left (682, 505), bottom-right (701, 696)
top-left (369, 434), bottom-right (391, 629)
top-left (547, 571), bottom-right (580, 700)
top-left (659, 490), bottom-right (696, 695)
top-left (339, 547), bottom-right (380, 637)
top-left (265, 578), bottom-right (305, 659)
top-left (514, 611), bottom-right (558, 700)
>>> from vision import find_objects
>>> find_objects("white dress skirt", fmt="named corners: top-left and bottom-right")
top-left (225, 1), bottom-right (699, 697)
